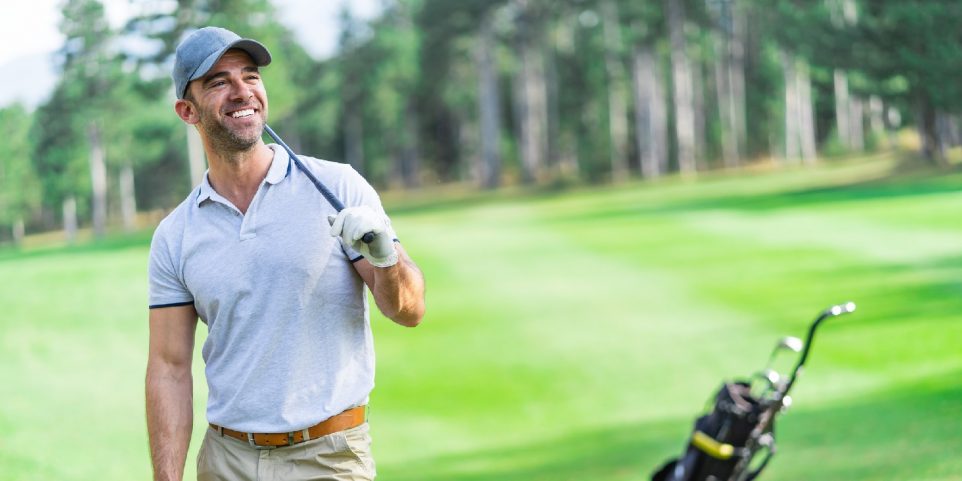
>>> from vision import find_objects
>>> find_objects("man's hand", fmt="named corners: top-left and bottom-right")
top-left (329, 206), bottom-right (398, 267)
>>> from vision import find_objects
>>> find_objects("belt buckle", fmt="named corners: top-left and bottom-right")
top-left (247, 432), bottom-right (277, 450)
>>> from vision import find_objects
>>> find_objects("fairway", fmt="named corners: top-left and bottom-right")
top-left (2, 154), bottom-right (961, 480)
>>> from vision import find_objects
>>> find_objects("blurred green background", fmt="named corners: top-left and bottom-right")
top-left (1, 0), bottom-right (962, 480)
top-left (3, 154), bottom-right (962, 480)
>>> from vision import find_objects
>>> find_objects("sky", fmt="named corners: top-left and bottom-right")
top-left (0, 0), bottom-right (382, 109)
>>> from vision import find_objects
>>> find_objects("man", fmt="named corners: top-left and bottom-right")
top-left (146, 26), bottom-right (425, 481)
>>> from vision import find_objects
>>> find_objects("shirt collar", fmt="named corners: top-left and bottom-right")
top-left (194, 144), bottom-right (291, 206)
top-left (264, 144), bottom-right (291, 185)
top-left (196, 171), bottom-right (214, 206)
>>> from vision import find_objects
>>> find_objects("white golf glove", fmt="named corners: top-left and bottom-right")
top-left (328, 206), bottom-right (398, 267)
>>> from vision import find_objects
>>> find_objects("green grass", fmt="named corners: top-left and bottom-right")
top-left (2, 153), bottom-right (961, 480)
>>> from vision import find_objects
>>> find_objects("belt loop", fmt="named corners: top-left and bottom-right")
top-left (247, 432), bottom-right (256, 448)
top-left (302, 428), bottom-right (311, 442)
top-left (288, 431), bottom-right (295, 446)
top-left (218, 426), bottom-right (224, 436)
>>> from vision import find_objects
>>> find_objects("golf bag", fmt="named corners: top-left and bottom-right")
top-left (651, 302), bottom-right (856, 481)
top-left (650, 382), bottom-right (772, 481)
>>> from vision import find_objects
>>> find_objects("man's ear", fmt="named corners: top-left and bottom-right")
top-left (175, 98), bottom-right (199, 125)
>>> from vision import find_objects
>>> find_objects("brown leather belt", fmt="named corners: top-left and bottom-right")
top-left (210, 406), bottom-right (366, 448)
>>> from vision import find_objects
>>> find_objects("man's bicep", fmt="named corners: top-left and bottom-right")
top-left (148, 305), bottom-right (198, 367)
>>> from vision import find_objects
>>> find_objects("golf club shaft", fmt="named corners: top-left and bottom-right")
top-left (783, 301), bottom-right (856, 394)
top-left (264, 124), bottom-right (374, 244)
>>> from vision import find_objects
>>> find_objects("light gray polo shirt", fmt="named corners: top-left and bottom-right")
top-left (148, 144), bottom-right (396, 432)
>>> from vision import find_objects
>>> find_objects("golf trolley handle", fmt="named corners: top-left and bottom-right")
top-left (783, 301), bottom-right (856, 395)
top-left (264, 124), bottom-right (375, 244)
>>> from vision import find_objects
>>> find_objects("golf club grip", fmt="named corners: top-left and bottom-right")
top-left (264, 124), bottom-right (375, 244)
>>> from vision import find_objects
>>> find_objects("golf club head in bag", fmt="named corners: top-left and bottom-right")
top-left (650, 302), bottom-right (856, 481)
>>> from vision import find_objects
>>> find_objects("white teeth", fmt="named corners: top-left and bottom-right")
top-left (230, 109), bottom-right (255, 118)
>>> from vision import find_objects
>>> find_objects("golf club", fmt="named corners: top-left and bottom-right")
top-left (750, 369), bottom-right (780, 400)
top-left (264, 124), bottom-right (375, 244)
top-left (730, 301), bottom-right (856, 481)
top-left (765, 336), bottom-right (803, 369)
top-left (782, 301), bottom-right (856, 394)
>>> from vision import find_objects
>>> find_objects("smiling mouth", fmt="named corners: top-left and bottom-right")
top-left (228, 109), bottom-right (256, 118)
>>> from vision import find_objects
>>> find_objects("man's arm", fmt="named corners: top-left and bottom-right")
top-left (354, 243), bottom-right (425, 327)
top-left (146, 305), bottom-right (198, 481)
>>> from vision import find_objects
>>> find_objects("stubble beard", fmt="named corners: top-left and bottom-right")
top-left (198, 108), bottom-right (264, 156)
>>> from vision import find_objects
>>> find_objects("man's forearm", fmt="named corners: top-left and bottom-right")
top-left (372, 256), bottom-right (425, 327)
top-left (146, 365), bottom-right (194, 481)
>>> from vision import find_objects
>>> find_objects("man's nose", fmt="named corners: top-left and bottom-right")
top-left (228, 78), bottom-right (253, 100)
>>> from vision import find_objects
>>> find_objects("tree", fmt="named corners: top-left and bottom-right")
top-left (37, 0), bottom-right (119, 240)
top-left (600, 0), bottom-right (630, 181)
top-left (33, 0), bottom-right (112, 242)
top-left (828, 0), bottom-right (864, 153)
top-left (707, 0), bottom-right (746, 168)
top-left (0, 105), bottom-right (41, 245)
top-left (621, 1), bottom-right (668, 178)
top-left (476, 9), bottom-right (503, 188)
top-left (363, 1), bottom-right (424, 188)
top-left (512, 0), bottom-right (551, 184)
top-left (853, 1), bottom-right (962, 165)
top-left (666, 0), bottom-right (698, 175)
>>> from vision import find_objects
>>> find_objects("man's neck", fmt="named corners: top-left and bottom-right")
top-left (205, 141), bottom-right (274, 214)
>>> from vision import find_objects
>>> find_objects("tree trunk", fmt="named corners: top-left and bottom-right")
top-left (868, 95), bottom-right (886, 145)
top-left (730, 1), bottom-right (747, 156)
top-left (87, 122), bottom-right (107, 239)
top-left (936, 111), bottom-right (956, 153)
top-left (781, 50), bottom-right (800, 162)
top-left (830, 0), bottom-right (862, 153)
top-left (513, 1), bottom-right (549, 184)
top-left (633, 40), bottom-right (668, 178)
top-left (120, 160), bottom-right (136, 232)
top-left (796, 59), bottom-right (817, 164)
top-left (12, 217), bottom-right (24, 247)
top-left (186, 125), bottom-right (207, 187)
top-left (396, 101), bottom-right (421, 188)
top-left (849, 95), bottom-right (865, 151)
top-left (713, 29), bottom-right (739, 168)
top-left (782, 51), bottom-right (799, 162)
top-left (554, 11), bottom-right (580, 178)
top-left (477, 13), bottom-right (502, 189)
top-left (834, 69), bottom-right (851, 149)
top-left (666, 0), bottom-right (697, 175)
top-left (691, 27), bottom-right (707, 170)
top-left (601, 0), bottom-right (629, 181)
top-left (916, 99), bottom-right (947, 166)
top-left (63, 196), bottom-right (78, 244)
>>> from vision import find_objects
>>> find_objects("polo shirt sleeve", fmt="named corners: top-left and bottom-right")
top-left (336, 165), bottom-right (399, 262)
top-left (148, 227), bottom-right (193, 309)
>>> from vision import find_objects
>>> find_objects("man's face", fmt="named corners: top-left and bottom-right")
top-left (183, 49), bottom-right (269, 154)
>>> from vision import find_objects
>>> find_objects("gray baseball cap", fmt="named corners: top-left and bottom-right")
top-left (173, 26), bottom-right (272, 99)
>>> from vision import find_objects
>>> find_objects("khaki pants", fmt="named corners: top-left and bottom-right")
top-left (197, 423), bottom-right (376, 481)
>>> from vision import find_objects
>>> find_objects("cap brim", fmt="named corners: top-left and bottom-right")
top-left (187, 38), bottom-right (272, 85)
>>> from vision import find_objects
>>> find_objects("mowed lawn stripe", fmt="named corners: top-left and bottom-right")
top-left (372, 203), bottom-right (780, 464)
